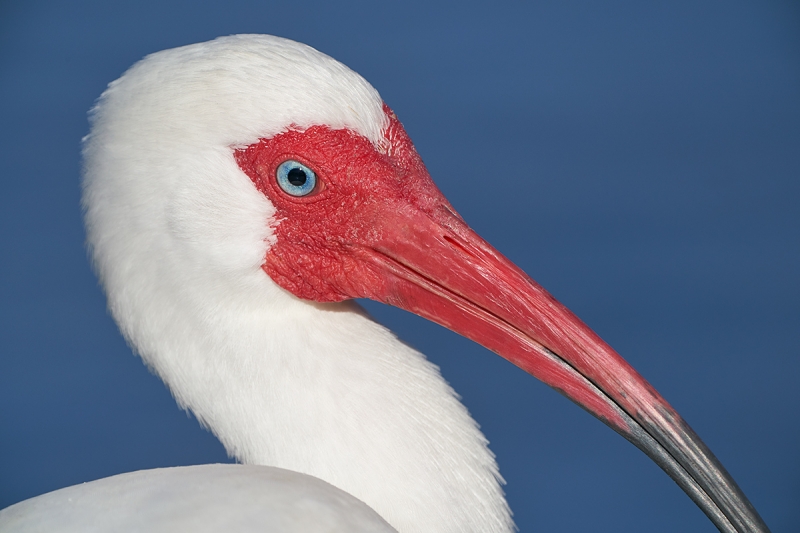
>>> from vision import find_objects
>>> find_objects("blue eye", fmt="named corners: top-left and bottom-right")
top-left (276, 160), bottom-right (317, 197)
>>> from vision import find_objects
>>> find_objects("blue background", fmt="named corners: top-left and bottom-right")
top-left (1, 1), bottom-right (798, 531)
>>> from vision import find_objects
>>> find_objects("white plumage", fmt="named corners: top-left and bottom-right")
top-left (3, 35), bottom-right (511, 533)
top-left (0, 465), bottom-right (396, 532)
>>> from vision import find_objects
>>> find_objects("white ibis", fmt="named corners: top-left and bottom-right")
top-left (0, 34), bottom-right (769, 533)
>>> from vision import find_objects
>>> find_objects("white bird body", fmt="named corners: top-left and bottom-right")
top-left (0, 34), bottom-right (769, 533)
top-left (0, 465), bottom-right (396, 532)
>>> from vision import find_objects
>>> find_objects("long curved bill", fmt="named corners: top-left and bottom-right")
top-left (352, 204), bottom-right (768, 533)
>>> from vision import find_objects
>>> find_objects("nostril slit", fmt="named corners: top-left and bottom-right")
top-left (443, 234), bottom-right (477, 258)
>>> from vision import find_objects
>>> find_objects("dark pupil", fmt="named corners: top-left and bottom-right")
top-left (287, 167), bottom-right (307, 186)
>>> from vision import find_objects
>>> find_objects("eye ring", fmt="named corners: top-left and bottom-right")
top-left (276, 160), bottom-right (317, 197)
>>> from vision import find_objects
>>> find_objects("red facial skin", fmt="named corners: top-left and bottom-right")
top-left (235, 106), bottom-right (767, 533)
top-left (235, 108), bottom-right (446, 304)
top-left (235, 107), bottom-right (640, 428)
